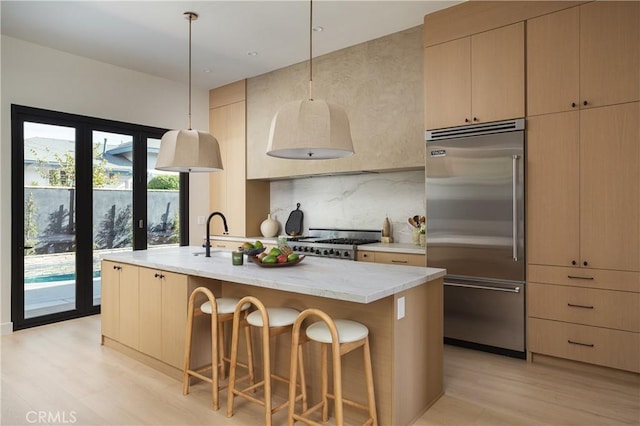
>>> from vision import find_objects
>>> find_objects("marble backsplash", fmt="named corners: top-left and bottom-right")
top-left (268, 170), bottom-right (425, 244)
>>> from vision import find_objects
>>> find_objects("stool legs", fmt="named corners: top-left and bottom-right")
top-left (227, 296), bottom-right (306, 426)
top-left (183, 287), bottom-right (220, 409)
top-left (363, 336), bottom-right (377, 425)
top-left (182, 288), bottom-right (254, 411)
top-left (288, 308), bottom-right (377, 426)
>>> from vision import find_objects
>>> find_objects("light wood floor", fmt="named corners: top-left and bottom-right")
top-left (1, 315), bottom-right (638, 425)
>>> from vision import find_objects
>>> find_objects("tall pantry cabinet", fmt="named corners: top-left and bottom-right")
top-left (209, 81), bottom-right (269, 237)
top-left (526, 1), bottom-right (640, 373)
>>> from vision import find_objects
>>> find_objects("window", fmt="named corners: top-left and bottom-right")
top-left (11, 105), bottom-right (189, 330)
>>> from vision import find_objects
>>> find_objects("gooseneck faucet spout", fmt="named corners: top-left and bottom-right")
top-left (205, 211), bottom-right (229, 257)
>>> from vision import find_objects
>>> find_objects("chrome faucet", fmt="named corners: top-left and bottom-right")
top-left (205, 211), bottom-right (228, 257)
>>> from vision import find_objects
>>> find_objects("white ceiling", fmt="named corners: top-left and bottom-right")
top-left (1, 1), bottom-right (460, 90)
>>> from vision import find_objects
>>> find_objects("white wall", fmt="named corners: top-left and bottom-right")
top-left (0, 36), bottom-right (210, 333)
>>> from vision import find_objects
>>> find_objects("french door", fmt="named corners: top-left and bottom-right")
top-left (11, 105), bottom-right (189, 330)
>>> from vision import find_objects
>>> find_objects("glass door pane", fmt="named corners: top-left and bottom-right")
top-left (23, 122), bottom-right (77, 318)
top-left (146, 137), bottom-right (180, 248)
top-left (92, 130), bottom-right (134, 306)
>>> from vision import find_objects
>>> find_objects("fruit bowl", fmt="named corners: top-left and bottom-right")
top-left (248, 255), bottom-right (305, 268)
top-left (243, 247), bottom-right (266, 257)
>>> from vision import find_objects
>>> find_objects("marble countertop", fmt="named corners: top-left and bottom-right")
top-left (102, 246), bottom-right (445, 304)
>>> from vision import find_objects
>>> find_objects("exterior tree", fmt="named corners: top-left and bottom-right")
top-left (32, 143), bottom-right (119, 188)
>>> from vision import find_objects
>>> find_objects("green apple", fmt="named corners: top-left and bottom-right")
top-left (261, 255), bottom-right (277, 264)
top-left (287, 253), bottom-right (299, 262)
top-left (269, 248), bottom-right (281, 257)
top-left (254, 240), bottom-right (264, 249)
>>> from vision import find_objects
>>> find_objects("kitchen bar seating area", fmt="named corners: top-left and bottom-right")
top-left (99, 247), bottom-right (446, 426)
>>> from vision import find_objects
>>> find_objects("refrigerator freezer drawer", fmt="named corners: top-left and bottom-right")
top-left (444, 279), bottom-right (525, 352)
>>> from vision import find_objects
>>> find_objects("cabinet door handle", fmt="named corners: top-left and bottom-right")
top-left (391, 260), bottom-right (408, 264)
top-left (567, 275), bottom-right (594, 280)
top-left (583, 100), bottom-right (588, 106)
top-left (464, 118), bottom-right (470, 123)
top-left (568, 340), bottom-right (594, 348)
top-left (571, 102), bottom-right (577, 108)
top-left (567, 303), bottom-right (594, 309)
top-left (473, 117), bottom-right (478, 122)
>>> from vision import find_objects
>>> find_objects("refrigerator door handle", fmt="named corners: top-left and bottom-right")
top-left (444, 281), bottom-right (521, 293)
top-left (512, 154), bottom-right (519, 262)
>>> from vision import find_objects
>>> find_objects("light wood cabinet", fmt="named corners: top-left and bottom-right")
top-left (425, 22), bottom-right (524, 129)
top-left (527, 2), bottom-right (640, 116)
top-left (527, 268), bottom-right (640, 373)
top-left (131, 267), bottom-right (189, 369)
top-left (101, 261), bottom-right (139, 347)
top-left (357, 250), bottom-right (425, 267)
top-left (527, 112), bottom-right (580, 267)
top-left (138, 268), bottom-right (162, 360)
top-left (161, 271), bottom-right (188, 369)
top-left (209, 80), bottom-right (269, 237)
top-left (527, 103), bottom-right (639, 272)
top-left (528, 317), bottom-right (640, 373)
top-left (528, 282), bottom-right (640, 332)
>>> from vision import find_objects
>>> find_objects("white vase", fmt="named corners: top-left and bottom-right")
top-left (260, 214), bottom-right (279, 238)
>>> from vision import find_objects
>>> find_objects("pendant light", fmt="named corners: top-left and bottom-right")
top-left (156, 12), bottom-right (223, 173)
top-left (266, 0), bottom-right (354, 160)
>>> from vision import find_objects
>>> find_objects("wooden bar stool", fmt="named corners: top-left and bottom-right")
top-left (227, 296), bottom-right (307, 426)
top-left (288, 308), bottom-right (377, 426)
top-left (182, 287), bottom-right (254, 410)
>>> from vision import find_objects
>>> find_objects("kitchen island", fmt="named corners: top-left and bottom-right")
top-left (101, 246), bottom-right (445, 425)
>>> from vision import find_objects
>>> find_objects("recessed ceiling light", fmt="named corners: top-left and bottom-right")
top-left (312, 26), bottom-right (324, 32)
top-left (247, 51), bottom-right (258, 56)
top-left (203, 68), bottom-right (212, 73)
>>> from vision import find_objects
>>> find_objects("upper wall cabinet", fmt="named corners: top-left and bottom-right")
top-left (424, 22), bottom-right (524, 130)
top-left (527, 2), bottom-right (640, 116)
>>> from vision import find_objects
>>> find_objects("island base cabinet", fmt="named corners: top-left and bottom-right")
top-left (528, 318), bottom-right (640, 373)
top-left (102, 264), bottom-right (219, 373)
top-left (161, 271), bottom-right (188, 369)
top-left (101, 261), bottom-right (139, 346)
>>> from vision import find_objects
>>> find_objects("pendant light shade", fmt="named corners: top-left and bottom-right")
top-left (156, 12), bottom-right (223, 173)
top-left (156, 129), bottom-right (223, 172)
top-left (267, 99), bottom-right (353, 159)
top-left (266, 0), bottom-right (354, 160)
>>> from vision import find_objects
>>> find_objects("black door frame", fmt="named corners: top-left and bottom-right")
top-left (11, 105), bottom-right (189, 330)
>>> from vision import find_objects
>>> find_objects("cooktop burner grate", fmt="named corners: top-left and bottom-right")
top-left (315, 238), bottom-right (380, 245)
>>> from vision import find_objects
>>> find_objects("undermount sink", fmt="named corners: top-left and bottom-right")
top-left (192, 250), bottom-right (231, 258)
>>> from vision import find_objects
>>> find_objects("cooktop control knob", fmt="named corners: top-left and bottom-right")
top-left (323, 250), bottom-right (329, 255)
top-left (344, 252), bottom-right (350, 257)
top-left (315, 249), bottom-right (321, 254)
top-left (329, 249), bottom-right (334, 255)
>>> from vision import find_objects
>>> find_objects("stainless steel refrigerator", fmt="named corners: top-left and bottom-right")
top-left (425, 119), bottom-right (525, 356)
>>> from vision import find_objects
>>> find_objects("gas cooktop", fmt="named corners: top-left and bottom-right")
top-left (287, 228), bottom-right (381, 260)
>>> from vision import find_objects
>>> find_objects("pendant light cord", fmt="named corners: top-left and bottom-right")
top-left (308, 0), bottom-right (314, 101)
top-left (187, 13), bottom-right (193, 130)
